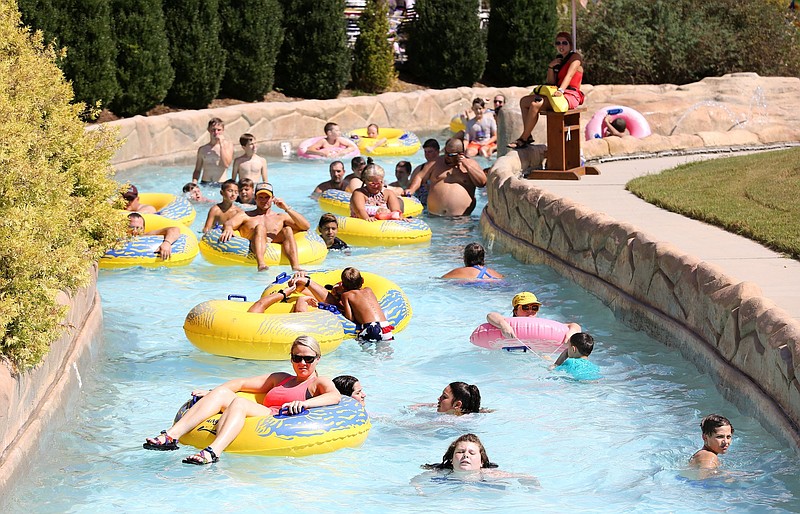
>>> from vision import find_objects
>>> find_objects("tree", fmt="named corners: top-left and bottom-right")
top-left (219, 0), bottom-right (284, 102)
top-left (485, 0), bottom-right (557, 86)
top-left (275, 0), bottom-right (351, 99)
top-left (108, 0), bottom-right (174, 117)
top-left (404, 0), bottom-right (486, 88)
top-left (163, 0), bottom-right (225, 108)
top-left (0, 1), bottom-right (124, 370)
top-left (17, 0), bottom-right (119, 112)
top-left (352, 0), bottom-right (396, 93)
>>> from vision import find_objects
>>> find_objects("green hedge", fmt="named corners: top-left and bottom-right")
top-left (1, 2), bottom-right (124, 371)
top-left (352, 0), bottom-right (396, 93)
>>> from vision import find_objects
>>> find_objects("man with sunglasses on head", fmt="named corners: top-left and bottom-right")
top-left (486, 291), bottom-right (582, 342)
top-left (403, 138), bottom-right (486, 216)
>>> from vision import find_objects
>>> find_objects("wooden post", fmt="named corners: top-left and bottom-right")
top-left (526, 108), bottom-right (600, 180)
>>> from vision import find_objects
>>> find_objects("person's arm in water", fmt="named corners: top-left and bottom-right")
top-left (487, 311), bottom-right (516, 339)
top-left (404, 160), bottom-right (434, 196)
top-left (145, 226), bottom-right (180, 259)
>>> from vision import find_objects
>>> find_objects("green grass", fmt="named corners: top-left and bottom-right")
top-left (626, 147), bottom-right (800, 259)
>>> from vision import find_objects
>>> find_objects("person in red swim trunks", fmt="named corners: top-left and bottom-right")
top-left (142, 335), bottom-right (341, 465)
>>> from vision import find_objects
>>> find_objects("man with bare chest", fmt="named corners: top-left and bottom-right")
top-left (404, 138), bottom-right (486, 216)
top-left (192, 118), bottom-right (234, 185)
top-left (220, 183), bottom-right (311, 271)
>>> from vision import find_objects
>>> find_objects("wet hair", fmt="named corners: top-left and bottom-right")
top-left (395, 161), bottom-right (411, 174)
top-left (570, 333), bottom-right (595, 357)
top-left (422, 138), bottom-right (440, 151)
top-left (449, 381), bottom-right (481, 414)
top-left (700, 414), bottom-right (734, 436)
top-left (463, 242), bottom-right (485, 267)
top-left (362, 163), bottom-right (385, 181)
top-left (422, 433), bottom-right (498, 470)
top-left (239, 133), bottom-right (255, 146)
top-left (182, 182), bottom-right (199, 193)
top-left (333, 375), bottom-right (359, 396)
top-left (367, 123), bottom-right (379, 133)
top-left (610, 118), bottom-right (627, 132)
top-left (351, 156), bottom-right (366, 170)
top-left (238, 178), bottom-right (254, 188)
top-left (291, 335), bottom-right (321, 358)
top-left (324, 122), bottom-right (338, 134)
top-left (207, 117), bottom-right (224, 129)
top-left (127, 212), bottom-right (145, 230)
top-left (318, 213), bottom-right (338, 228)
top-left (341, 267), bottom-right (363, 291)
top-left (221, 179), bottom-right (238, 191)
top-left (471, 97), bottom-right (485, 108)
top-left (329, 160), bottom-right (344, 172)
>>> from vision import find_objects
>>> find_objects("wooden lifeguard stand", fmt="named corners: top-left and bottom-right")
top-left (526, 108), bottom-right (600, 180)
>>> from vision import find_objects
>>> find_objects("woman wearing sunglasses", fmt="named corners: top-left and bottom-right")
top-left (486, 291), bottom-right (581, 342)
top-left (508, 32), bottom-right (585, 149)
top-left (142, 335), bottom-right (341, 465)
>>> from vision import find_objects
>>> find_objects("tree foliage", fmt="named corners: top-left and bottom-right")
top-left (405, 0), bottom-right (486, 88)
top-left (0, 2), bottom-right (124, 371)
top-left (485, 0), bottom-right (557, 86)
top-left (219, 0), bottom-right (284, 102)
top-left (352, 0), bottom-right (396, 93)
top-left (275, 0), bottom-right (351, 99)
top-left (17, 0), bottom-right (119, 111)
top-left (578, 0), bottom-right (800, 85)
top-left (108, 0), bottom-right (174, 117)
top-left (163, 0), bottom-right (225, 108)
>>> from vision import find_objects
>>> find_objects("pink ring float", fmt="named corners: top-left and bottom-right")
top-left (584, 105), bottom-right (651, 140)
top-left (297, 136), bottom-right (361, 160)
top-left (470, 317), bottom-right (569, 352)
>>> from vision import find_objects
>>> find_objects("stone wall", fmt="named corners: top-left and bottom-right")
top-left (0, 266), bottom-right (103, 494)
top-left (482, 151), bottom-right (800, 449)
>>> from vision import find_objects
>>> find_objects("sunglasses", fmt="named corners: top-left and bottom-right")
top-left (494, 100), bottom-right (504, 104)
top-left (518, 304), bottom-right (540, 312)
top-left (446, 152), bottom-right (464, 157)
top-left (555, 40), bottom-right (570, 46)
top-left (291, 354), bottom-right (317, 364)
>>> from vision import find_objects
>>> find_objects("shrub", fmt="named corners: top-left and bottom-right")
top-left (485, 0), bottom-right (557, 86)
top-left (275, 0), bottom-right (351, 99)
top-left (352, 0), bottom-right (396, 93)
top-left (578, 0), bottom-right (800, 85)
top-left (404, 0), bottom-right (486, 88)
top-left (108, 0), bottom-right (174, 117)
top-left (219, 0), bottom-right (284, 102)
top-left (18, 0), bottom-right (120, 112)
top-left (0, 2), bottom-right (124, 371)
top-left (163, 0), bottom-right (225, 108)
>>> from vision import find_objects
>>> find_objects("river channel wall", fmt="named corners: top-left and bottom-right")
top-left (3, 73), bottom-right (800, 496)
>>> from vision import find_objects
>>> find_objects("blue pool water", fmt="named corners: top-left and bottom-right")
top-left (4, 152), bottom-right (800, 512)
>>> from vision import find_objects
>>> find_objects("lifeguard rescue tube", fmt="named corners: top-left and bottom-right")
top-left (470, 317), bottom-right (569, 352)
top-left (318, 189), bottom-right (424, 218)
top-left (584, 105), bottom-right (651, 140)
top-left (199, 228), bottom-right (328, 267)
top-left (263, 269), bottom-right (413, 338)
top-left (334, 215), bottom-right (431, 247)
top-left (450, 115), bottom-right (466, 134)
top-left (297, 136), bottom-right (361, 160)
top-left (100, 213), bottom-right (199, 269)
top-left (532, 85), bottom-right (569, 113)
top-left (183, 296), bottom-right (344, 360)
top-left (177, 394), bottom-right (370, 457)
top-left (138, 192), bottom-right (196, 226)
top-left (346, 128), bottom-right (421, 157)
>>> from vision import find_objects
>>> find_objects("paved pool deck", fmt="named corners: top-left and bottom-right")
top-left (534, 152), bottom-right (800, 322)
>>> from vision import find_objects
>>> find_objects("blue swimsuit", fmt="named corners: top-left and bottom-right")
top-left (473, 265), bottom-right (500, 280)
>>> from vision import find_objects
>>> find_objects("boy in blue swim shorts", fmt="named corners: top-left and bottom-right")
top-left (337, 267), bottom-right (394, 342)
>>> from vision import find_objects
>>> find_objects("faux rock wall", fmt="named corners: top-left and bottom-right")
top-left (0, 266), bottom-right (103, 494)
top-left (482, 151), bottom-right (800, 448)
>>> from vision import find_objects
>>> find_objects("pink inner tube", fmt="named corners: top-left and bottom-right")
top-left (297, 136), bottom-right (361, 160)
top-left (584, 105), bottom-right (652, 140)
top-left (470, 317), bottom-right (569, 352)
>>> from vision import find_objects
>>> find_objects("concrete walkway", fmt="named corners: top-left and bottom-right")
top-left (535, 152), bottom-right (800, 321)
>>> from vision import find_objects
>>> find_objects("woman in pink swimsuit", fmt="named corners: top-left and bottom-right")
top-left (143, 335), bottom-right (341, 465)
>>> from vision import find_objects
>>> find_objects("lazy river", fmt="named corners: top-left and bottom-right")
top-left (4, 152), bottom-right (800, 512)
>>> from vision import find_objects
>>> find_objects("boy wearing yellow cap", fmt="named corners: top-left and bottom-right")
top-left (486, 291), bottom-right (581, 343)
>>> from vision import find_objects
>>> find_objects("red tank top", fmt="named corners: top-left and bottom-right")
top-left (557, 58), bottom-right (583, 90)
top-left (263, 375), bottom-right (312, 410)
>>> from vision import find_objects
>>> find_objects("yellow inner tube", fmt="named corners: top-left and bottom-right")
top-left (178, 393), bottom-right (371, 457)
top-left (100, 213), bottom-right (199, 269)
top-left (333, 215), bottom-right (431, 247)
top-left (347, 128), bottom-right (421, 157)
top-left (183, 297), bottom-right (344, 360)
top-left (138, 192), bottom-right (196, 226)
top-left (199, 228), bottom-right (328, 266)
top-left (318, 188), bottom-right (424, 218)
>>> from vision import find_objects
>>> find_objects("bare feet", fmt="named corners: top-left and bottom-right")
top-left (258, 264), bottom-right (270, 272)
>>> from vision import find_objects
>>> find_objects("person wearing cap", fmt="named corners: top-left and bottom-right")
top-left (191, 117), bottom-right (234, 185)
top-left (122, 185), bottom-right (157, 214)
top-left (486, 291), bottom-right (582, 342)
top-left (220, 182), bottom-right (311, 271)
